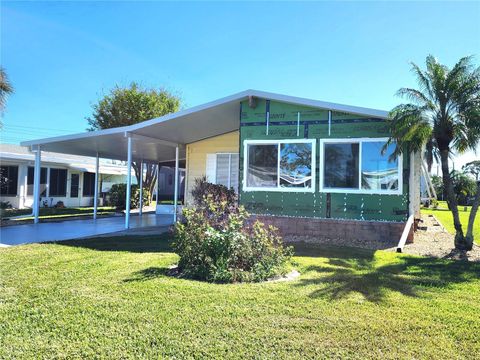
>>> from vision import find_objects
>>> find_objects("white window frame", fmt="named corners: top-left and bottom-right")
top-left (319, 137), bottom-right (403, 195)
top-left (243, 139), bottom-right (316, 193)
top-left (215, 152), bottom-right (238, 189)
top-left (206, 153), bottom-right (239, 190)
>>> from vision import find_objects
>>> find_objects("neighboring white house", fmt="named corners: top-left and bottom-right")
top-left (0, 144), bottom-right (132, 209)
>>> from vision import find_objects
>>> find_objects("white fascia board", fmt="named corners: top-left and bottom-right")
top-left (20, 126), bottom-right (130, 147)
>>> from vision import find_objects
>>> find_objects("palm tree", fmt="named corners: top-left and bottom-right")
top-left (385, 55), bottom-right (480, 250)
top-left (0, 67), bottom-right (14, 113)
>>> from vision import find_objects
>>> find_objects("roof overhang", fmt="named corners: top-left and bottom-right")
top-left (21, 90), bottom-right (388, 162)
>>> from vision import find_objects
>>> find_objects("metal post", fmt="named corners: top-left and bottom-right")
top-left (33, 146), bottom-right (41, 224)
top-left (93, 153), bottom-right (99, 220)
top-left (139, 160), bottom-right (143, 216)
top-left (173, 146), bottom-right (179, 222)
top-left (125, 136), bottom-right (132, 229)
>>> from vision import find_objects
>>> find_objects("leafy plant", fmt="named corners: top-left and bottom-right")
top-left (385, 55), bottom-right (480, 250)
top-left (108, 183), bottom-right (150, 210)
top-left (173, 180), bottom-right (292, 283)
top-left (0, 201), bottom-right (12, 209)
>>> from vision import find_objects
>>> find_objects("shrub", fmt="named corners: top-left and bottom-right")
top-left (0, 201), bottom-right (12, 209)
top-left (108, 184), bottom-right (150, 210)
top-left (173, 180), bottom-right (292, 283)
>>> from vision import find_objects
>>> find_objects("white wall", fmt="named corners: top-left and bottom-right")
top-left (0, 160), bottom-right (129, 209)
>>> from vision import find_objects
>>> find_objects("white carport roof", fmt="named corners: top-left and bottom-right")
top-left (21, 90), bottom-right (388, 163)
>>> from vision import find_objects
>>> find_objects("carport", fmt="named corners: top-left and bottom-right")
top-left (20, 90), bottom-right (248, 229)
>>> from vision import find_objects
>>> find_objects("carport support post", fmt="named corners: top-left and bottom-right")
top-left (139, 160), bottom-right (143, 216)
top-left (33, 145), bottom-right (41, 224)
top-left (173, 146), bottom-right (179, 222)
top-left (125, 136), bottom-right (133, 229)
top-left (93, 153), bottom-right (99, 220)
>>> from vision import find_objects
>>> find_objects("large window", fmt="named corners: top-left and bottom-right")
top-left (243, 139), bottom-right (315, 192)
top-left (83, 172), bottom-right (96, 196)
top-left (49, 168), bottom-right (67, 196)
top-left (27, 167), bottom-right (47, 196)
top-left (0, 166), bottom-right (18, 196)
top-left (320, 138), bottom-right (402, 194)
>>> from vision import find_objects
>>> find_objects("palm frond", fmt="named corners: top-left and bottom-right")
top-left (396, 88), bottom-right (434, 108)
top-left (0, 67), bottom-right (14, 111)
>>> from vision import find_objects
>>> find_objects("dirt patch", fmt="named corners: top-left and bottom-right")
top-left (401, 214), bottom-right (480, 262)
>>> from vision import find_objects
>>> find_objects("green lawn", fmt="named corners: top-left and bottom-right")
top-left (0, 207), bottom-right (116, 221)
top-left (422, 201), bottom-right (479, 243)
top-left (1, 236), bottom-right (479, 358)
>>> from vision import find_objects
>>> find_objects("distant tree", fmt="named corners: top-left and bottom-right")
top-left (385, 55), bottom-right (480, 250)
top-left (451, 170), bottom-right (477, 205)
top-left (87, 83), bottom-right (181, 202)
top-left (463, 160), bottom-right (480, 181)
top-left (431, 175), bottom-right (444, 200)
top-left (0, 67), bottom-right (14, 123)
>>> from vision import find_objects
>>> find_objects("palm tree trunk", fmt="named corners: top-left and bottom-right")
top-left (439, 149), bottom-right (467, 249)
top-left (465, 181), bottom-right (480, 248)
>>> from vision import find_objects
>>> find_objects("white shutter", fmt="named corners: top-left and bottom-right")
top-left (205, 154), bottom-right (217, 183)
top-left (230, 154), bottom-right (239, 193)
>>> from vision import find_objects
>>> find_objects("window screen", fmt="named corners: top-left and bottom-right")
top-left (82, 172), bottom-right (96, 196)
top-left (49, 168), bottom-right (67, 196)
top-left (70, 173), bottom-right (79, 198)
top-left (0, 166), bottom-right (18, 196)
top-left (27, 167), bottom-right (47, 196)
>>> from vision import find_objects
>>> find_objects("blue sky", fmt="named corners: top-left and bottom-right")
top-left (1, 1), bottom-right (479, 166)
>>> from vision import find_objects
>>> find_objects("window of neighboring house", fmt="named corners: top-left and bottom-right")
top-left (49, 168), bottom-right (67, 196)
top-left (70, 173), bottom-right (79, 198)
top-left (82, 172), bottom-right (96, 196)
top-left (0, 165), bottom-right (19, 196)
top-left (206, 153), bottom-right (240, 192)
top-left (243, 139), bottom-right (316, 192)
top-left (320, 138), bottom-right (401, 194)
top-left (27, 167), bottom-right (47, 196)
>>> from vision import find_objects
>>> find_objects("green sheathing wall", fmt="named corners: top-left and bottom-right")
top-left (239, 99), bottom-right (409, 222)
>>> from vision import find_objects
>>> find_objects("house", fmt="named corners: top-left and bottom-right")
top-left (0, 144), bottom-right (131, 209)
top-left (20, 90), bottom-right (421, 242)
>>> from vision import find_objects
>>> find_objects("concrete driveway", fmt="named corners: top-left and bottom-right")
top-left (0, 214), bottom-right (173, 246)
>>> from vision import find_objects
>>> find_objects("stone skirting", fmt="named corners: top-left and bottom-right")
top-left (250, 215), bottom-right (413, 244)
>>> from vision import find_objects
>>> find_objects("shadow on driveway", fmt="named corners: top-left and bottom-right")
top-left (51, 233), bottom-right (174, 253)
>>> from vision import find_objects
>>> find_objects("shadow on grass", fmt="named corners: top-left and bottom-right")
top-left (123, 267), bottom-right (170, 282)
top-left (292, 242), bottom-right (480, 303)
top-left (52, 233), bottom-right (174, 253)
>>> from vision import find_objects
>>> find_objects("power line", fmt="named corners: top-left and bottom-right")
top-left (2, 124), bottom-right (77, 133)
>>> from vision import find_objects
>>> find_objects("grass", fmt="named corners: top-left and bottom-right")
top-left (1, 235), bottom-right (480, 359)
top-left (0, 207), bottom-right (116, 221)
top-left (422, 201), bottom-right (479, 243)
